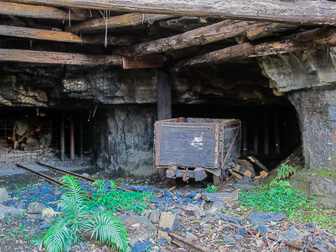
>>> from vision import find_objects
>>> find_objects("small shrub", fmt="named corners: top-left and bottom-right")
top-left (205, 185), bottom-right (217, 193)
top-left (277, 164), bottom-right (296, 180)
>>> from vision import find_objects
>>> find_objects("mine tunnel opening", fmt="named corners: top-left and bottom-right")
top-left (0, 108), bottom-right (93, 163)
top-left (172, 103), bottom-right (301, 171)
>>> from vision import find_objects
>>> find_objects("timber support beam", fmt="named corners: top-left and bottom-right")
top-left (175, 27), bottom-right (336, 71)
top-left (0, 48), bottom-right (123, 66)
top-left (6, 0), bottom-right (336, 25)
top-left (0, 25), bottom-right (133, 45)
top-left (0, 1), bottom-right (91, 20)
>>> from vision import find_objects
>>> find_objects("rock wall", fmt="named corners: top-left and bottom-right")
top-left (92, 105), bottom-right (157, 176)
top-left (260, 48), bottom-right (336, 208)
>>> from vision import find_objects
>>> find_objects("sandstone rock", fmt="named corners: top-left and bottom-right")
top-left (158, 230), bottom-right (172, 243)
top-left (159, 212), bottom-right (179, 231)
top-left (119, 214), bottom-right (157, 243)
top-left (0, 205), bottom-right (15, 215)
top-left (28, 202), bottom-right (45, 214)
top-left (141, 209), bottom-right (160, 224)
top-left (208, 201), bottom-right (225, 214)
top-left (313, 240), bottom-right (336, 252)
top-left (185, 231), bottom-right (197, 242)
top-left (0, 188), bottom-right (9, 203)
top-left (185, 204), bottom-right (203, 219)
top-left (9, 208), bottom-right (25, 216)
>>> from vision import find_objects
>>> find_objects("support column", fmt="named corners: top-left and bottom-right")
top-left (156, 70), bottom-right (172, 120)
top-left (60, 115), bottom-right (65, 161)
top-left (263, 114), bottom-right (269, 156)
top-left (80, 115), bottom-right (83, 160)
top-left (70, 115), bottom-right (75, 160)
top-left (156, 70), bottom-right (172, 180)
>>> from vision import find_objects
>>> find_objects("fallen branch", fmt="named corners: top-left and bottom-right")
top-left (229, 223), bottom-right (319, 252)
top-left (169, 232), bottom-right (211, 252)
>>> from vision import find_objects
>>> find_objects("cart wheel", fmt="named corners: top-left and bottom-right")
top-left (213, 175), bottom-right (220, 186)
top-left (170, 178), bottom-right (177, 186)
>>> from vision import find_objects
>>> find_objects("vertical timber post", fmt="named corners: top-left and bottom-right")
top-left (264, 114), bottom-right (269, 156)
top-left (156, 70), bottom-right (172, 120)
top-left (253, 114), bottom-right (259, 156)
top-left (70, 115), bottom-right (75, 160)
top-left (156, 70), bottom-right (172, 180)
top-left (80, 115), bottom-right (83, 160)
top-left (274, 114), bottom-right (280, 154)
top-left (60, 115), bottom-right (65, 161)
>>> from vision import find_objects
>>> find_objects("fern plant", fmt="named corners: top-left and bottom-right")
top-left (42, 175), bottom-right (130, 252)
top-left (277, 164), bottom-right (296, 180)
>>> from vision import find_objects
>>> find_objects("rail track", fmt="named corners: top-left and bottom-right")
top-left (15, 162), bottom-right (132, 192)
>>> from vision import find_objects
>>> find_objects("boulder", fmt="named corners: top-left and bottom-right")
top-left (28, 202), bottom-right (45, 214)
top-left (0, 188), bottom-right (9, 203)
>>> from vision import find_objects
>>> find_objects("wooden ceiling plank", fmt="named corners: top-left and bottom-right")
top-left (0, 48), bottom-right (123, 66)
top-left (0, 25), bottom-right (133, 45)
top-left (124, 20), bottom-right (261, 55)
top-left (66, 13), bottom-right (175, 33)
top-left (6, 0), bottom-right (336, 25)
top-left (0, 1), bottom-right (90, 20)
top-left (175, 27), bottom-right (336, 71)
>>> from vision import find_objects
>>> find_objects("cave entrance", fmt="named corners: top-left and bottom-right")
top-left (172, 103), bottom-right (301, 170)
top-left (0, 108), bottom-right (92, 163)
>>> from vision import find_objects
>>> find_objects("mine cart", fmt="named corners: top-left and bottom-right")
top-left (154, 118), bottom-right (241, 185)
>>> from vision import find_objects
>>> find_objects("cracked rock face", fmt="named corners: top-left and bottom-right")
top-left (92, 105), bottom-right (157, 176)
top-left (259, 47), bottom-right (336, 92)
top-left (260, 49), bottom-right (336, 208)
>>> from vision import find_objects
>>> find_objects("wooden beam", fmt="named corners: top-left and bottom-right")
top-left (66, 13), bottom-right (174, 33)
top-left (0, 2), bottom-right (90, 20)
top-left (124, 20), bottom-right (257, 55)
top-left (174, 27), bottom-right (336, 71)
top-left (0, 48), bottom-right (123, 66)
top-left (246, 23), bottom-right (300, 41)
top-left (70, 115), bottom-right (74, 160)
top-left (7, 0), bottom-right (336, 25)
top-left (0, 25), bottom-right (133, 45)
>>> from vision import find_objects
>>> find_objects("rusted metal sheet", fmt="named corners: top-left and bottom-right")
top-left (154, 117), bottom-right (241, 173)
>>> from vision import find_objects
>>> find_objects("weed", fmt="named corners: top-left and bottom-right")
top-left (205, 185), bottom-right (217, 193)
top-left (239, 180), bottom-right (336, 230)
top-left (88, 180), bottom-right (154, 214)
top-left (277, 164), bottom-right (296, 180)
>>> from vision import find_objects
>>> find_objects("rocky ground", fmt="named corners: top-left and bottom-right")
top-left (0, 173), bottom-right (335, 252)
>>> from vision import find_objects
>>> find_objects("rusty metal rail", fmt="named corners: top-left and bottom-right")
top-left (36, 162), bottom-right (95, 182)
top-left (15, 162), bottom-right (132, 192)
top-left (15, 163), bottom-right (63, 187)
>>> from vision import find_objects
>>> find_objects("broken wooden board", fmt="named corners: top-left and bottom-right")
top-left (123, 54), bottom-right (164, 69)
top-left (201, 192), bottom-right (238, 202)
top-left (248, 156), bottom-right (269, 172)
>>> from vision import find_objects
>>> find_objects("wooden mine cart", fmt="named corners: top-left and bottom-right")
top-left (154, 118), bottom-right (241, 185)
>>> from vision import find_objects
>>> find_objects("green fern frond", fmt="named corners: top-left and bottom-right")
top-left (60, 175), bottom-right (86, 205)
top-left (92, 180), bottom-right (107, 194)
top-left (43, 218), bottom-right (72, 252)
top-left (90, 213), bottom-right (130, 252)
